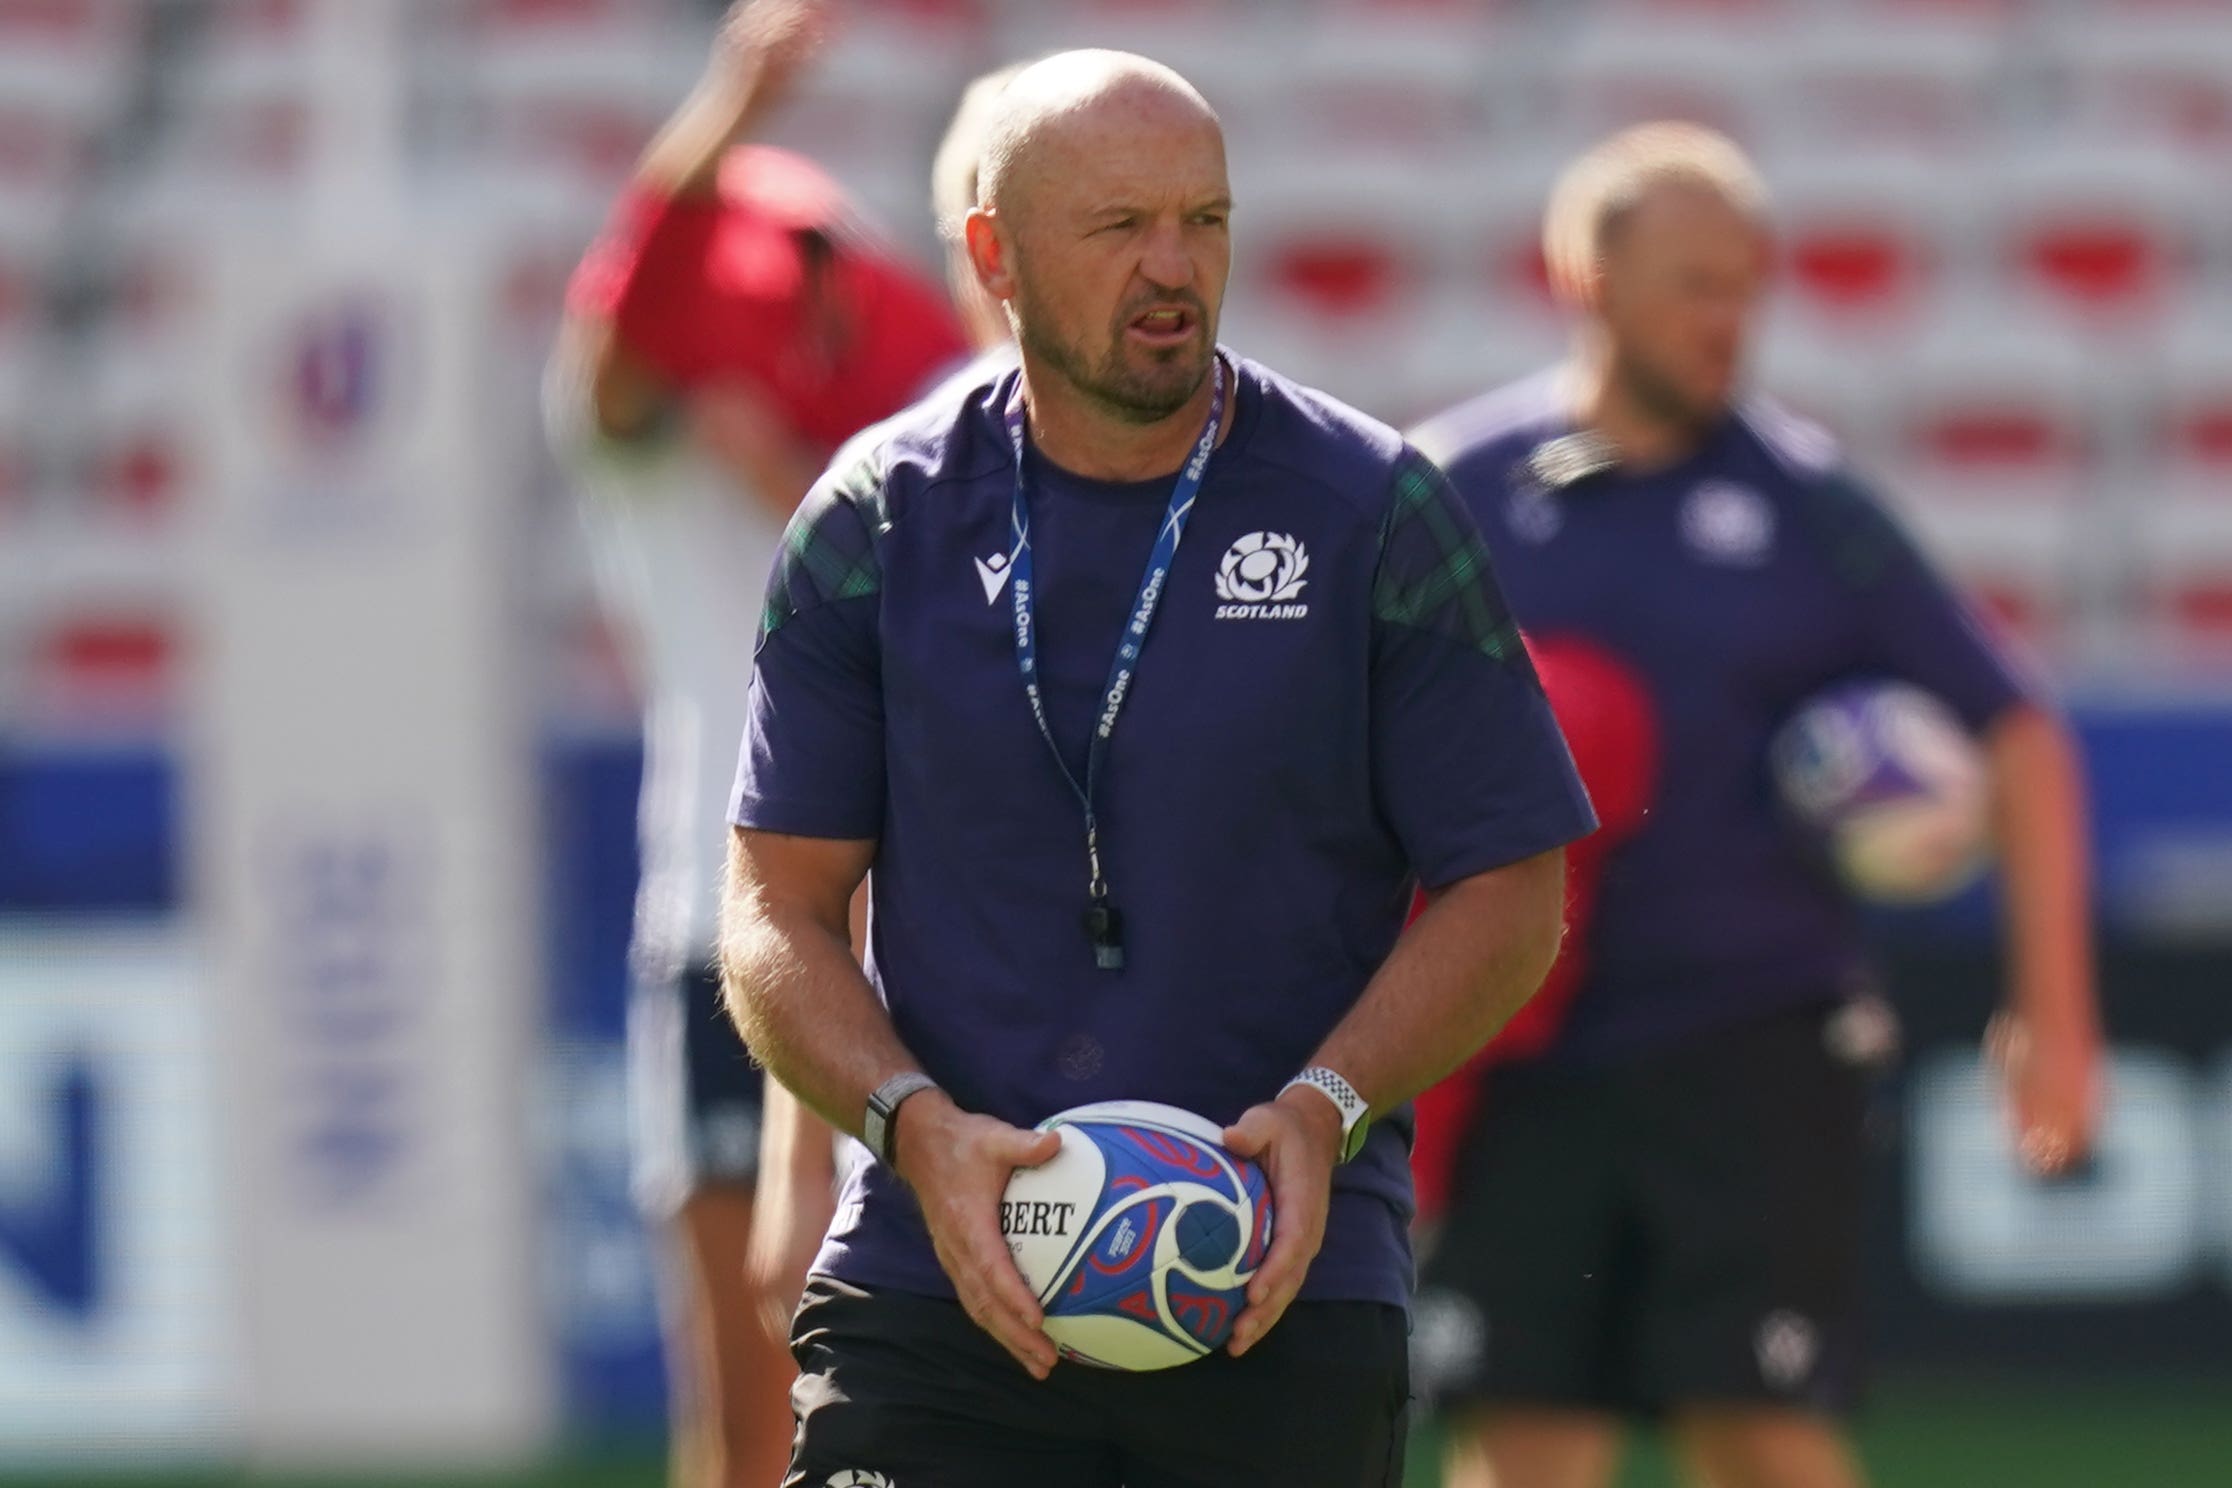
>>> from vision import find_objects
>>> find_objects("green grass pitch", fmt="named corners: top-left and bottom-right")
top-left (13, 1382), bottom-right (2230, 1487)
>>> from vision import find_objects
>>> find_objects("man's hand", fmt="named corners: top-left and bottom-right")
top-left (641, 0), bottom-right (828, 197)
top-left (1989, 1009), bottom-right (2104, 1177)
top-left (716, 0), bottom-right (829, 116)
top-left (892, 1090), bottom-right (1062, 1379)
top-left (1221, 1085), bottom-right (1341, 1357)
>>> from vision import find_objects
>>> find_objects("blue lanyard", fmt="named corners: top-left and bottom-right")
top-left (1005, 357), bottom-right (1226, 970)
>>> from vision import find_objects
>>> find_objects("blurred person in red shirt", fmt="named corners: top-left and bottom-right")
top-left (735, 47), bottom-right (1033, 1350)
top-left (548, 4), bottom-right (970, 1485)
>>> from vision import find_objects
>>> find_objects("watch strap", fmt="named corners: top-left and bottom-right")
top-left (863, 1071), bottom-right (938, 1167)
top-left (1283, 1065), bottom-right (1371, 1163)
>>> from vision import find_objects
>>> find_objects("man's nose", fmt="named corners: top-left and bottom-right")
top-left (1139, 219), bottom-right (1196, 290)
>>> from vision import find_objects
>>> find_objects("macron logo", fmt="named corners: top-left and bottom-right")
top-left (976, 550), bottom-right (1016, 605)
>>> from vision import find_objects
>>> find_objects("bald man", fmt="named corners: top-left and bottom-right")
top-left (717, 51), bottom-right (1593, 1487)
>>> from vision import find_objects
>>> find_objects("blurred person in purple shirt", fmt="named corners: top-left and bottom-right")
top-left (1410, 123), bottom-right (2104, 1488)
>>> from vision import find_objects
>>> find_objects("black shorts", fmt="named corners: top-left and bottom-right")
top-left (629, 959), bottom-right (766, 1216)
top-left (783, 1278), bottom-right (1411, 1487)
top-left (1414, 1000), bottom-right (1885, 1418)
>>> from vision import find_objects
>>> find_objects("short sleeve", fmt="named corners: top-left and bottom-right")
top-left (1370, 452), bottom-right (1598, 888)
top-left (727, 455), bottom-right (889, 840)
top-left (1813, 473), bottom-right (2038, 732)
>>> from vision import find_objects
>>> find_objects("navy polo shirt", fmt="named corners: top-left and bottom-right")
top-left (1415, 374), bottom-right (2035, 1065)
top-left (731, 355), bottom-right (1593, 1309)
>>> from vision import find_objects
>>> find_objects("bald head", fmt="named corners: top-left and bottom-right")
top-left (960, 48), bottom-right (1231, 431)
top-left (977, 50), bottom-right (1222, 226)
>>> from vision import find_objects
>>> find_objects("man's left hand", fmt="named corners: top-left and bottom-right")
top-left (1221, 1085), bottom-right (1342, 1357)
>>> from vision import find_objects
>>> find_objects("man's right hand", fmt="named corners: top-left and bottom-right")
top-left (891, 1089), bottom-right (1062, 1379)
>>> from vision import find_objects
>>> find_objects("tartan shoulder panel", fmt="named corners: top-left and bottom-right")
top-left (761, 445), bottom-right (891, 639)
top-left (1787, 463), bottom-right (1920, 595)
top-left (1371, 448), bottom-right (1529, 671)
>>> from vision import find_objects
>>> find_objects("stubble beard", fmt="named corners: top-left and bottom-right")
top-left (1615, 350), bottom-right (1726, 438)
top-left (1016, 281), bottom-right (1214, 427)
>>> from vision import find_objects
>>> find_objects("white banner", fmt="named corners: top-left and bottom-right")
top-left (0, 925), bottom-right (231, 1463)
top-left (184, 208), bottom-right (554, 1465)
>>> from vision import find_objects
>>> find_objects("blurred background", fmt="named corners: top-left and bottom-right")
top-left (3, 0), bottom-right (2230, 1483)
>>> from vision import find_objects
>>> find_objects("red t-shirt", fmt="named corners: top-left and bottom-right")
top-left (1410, 632), bottom-right (1660, 1221)
top-left (566, 145), bottom-right (969, 455)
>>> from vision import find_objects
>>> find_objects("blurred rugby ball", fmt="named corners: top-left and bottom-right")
top-left (1001, 1100), bottom-right (1272, 1371)
top-left (1771, 680), bottom-right (1989, 904)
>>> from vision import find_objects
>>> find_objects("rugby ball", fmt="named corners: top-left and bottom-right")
top-left (1001, 1100), bottom-right (1272, 1371)
top-left (1771, 679), bottom-right (1990, 904)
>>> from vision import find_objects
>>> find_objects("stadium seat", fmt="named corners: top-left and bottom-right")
top-left (70, 187), bottom-right (201, 340)
top-left (1275, 9), bottom-right (1494, 152)
top-left (1979, 146), bottom-right (2211, 338)
top-left (1760, 152), bottom-right (1963, 340)
top-left (995, 0), bottom-right (1283, 133)
top-left (23, 609), bottom-right (176, 731)
top-left (0, 226), bottom-right (36, 337)
top-left (1879, 317), bottom-right (2100, 507)
top-left (1425, 147), bottom-right (1567, 324)
top-left (169, 0), bottom-right (323, 184)
top-left (2134, 498), bottom-right (2232, 658)
top-left (0, 340), bottom-right (29, 520)
top-left (1236, 150), bottom-right (1452, 324)
top-left (2156, 374), bottom-right (2232, 492)
top-left (469, 0), bottom-right (699, 165)
top-left (0, 105), bottom-right (97, 216)
top-left (0, 0), bottom-right (137, 133)
top-left (1769, 6), bottom-right (2012, 153)
top-left (1593, 0), bottom-right (1801, 17)
top-left (194, 0), bottom-right (316, 99)
top-left (77, 333), bottom-right (186, 522)
top-left (1546, 11), bottom-right (1775, 147)
top-left (2042, 8), bottom-right (2232, 159)
top-left (818, 0), bottom-right (982, 89)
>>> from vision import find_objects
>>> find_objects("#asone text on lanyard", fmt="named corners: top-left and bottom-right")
top-left (1005, 356), bottom-right (1227, 971)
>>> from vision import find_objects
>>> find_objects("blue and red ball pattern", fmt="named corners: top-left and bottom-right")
top-left (1043, 1121), bottom-right (1273, 1357)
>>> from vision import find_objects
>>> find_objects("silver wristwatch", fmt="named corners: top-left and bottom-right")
top-left (863, 1072), bottom-right (939, 1168)
top-left (1282, 1065), bottom-right (1371, 1163)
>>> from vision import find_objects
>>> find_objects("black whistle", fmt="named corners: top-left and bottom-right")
top-left (1084, 901), bottom-right (1124, 971)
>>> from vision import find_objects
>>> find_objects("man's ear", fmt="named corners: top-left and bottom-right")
top-left (964, 207), bottom-right (1017, 304)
